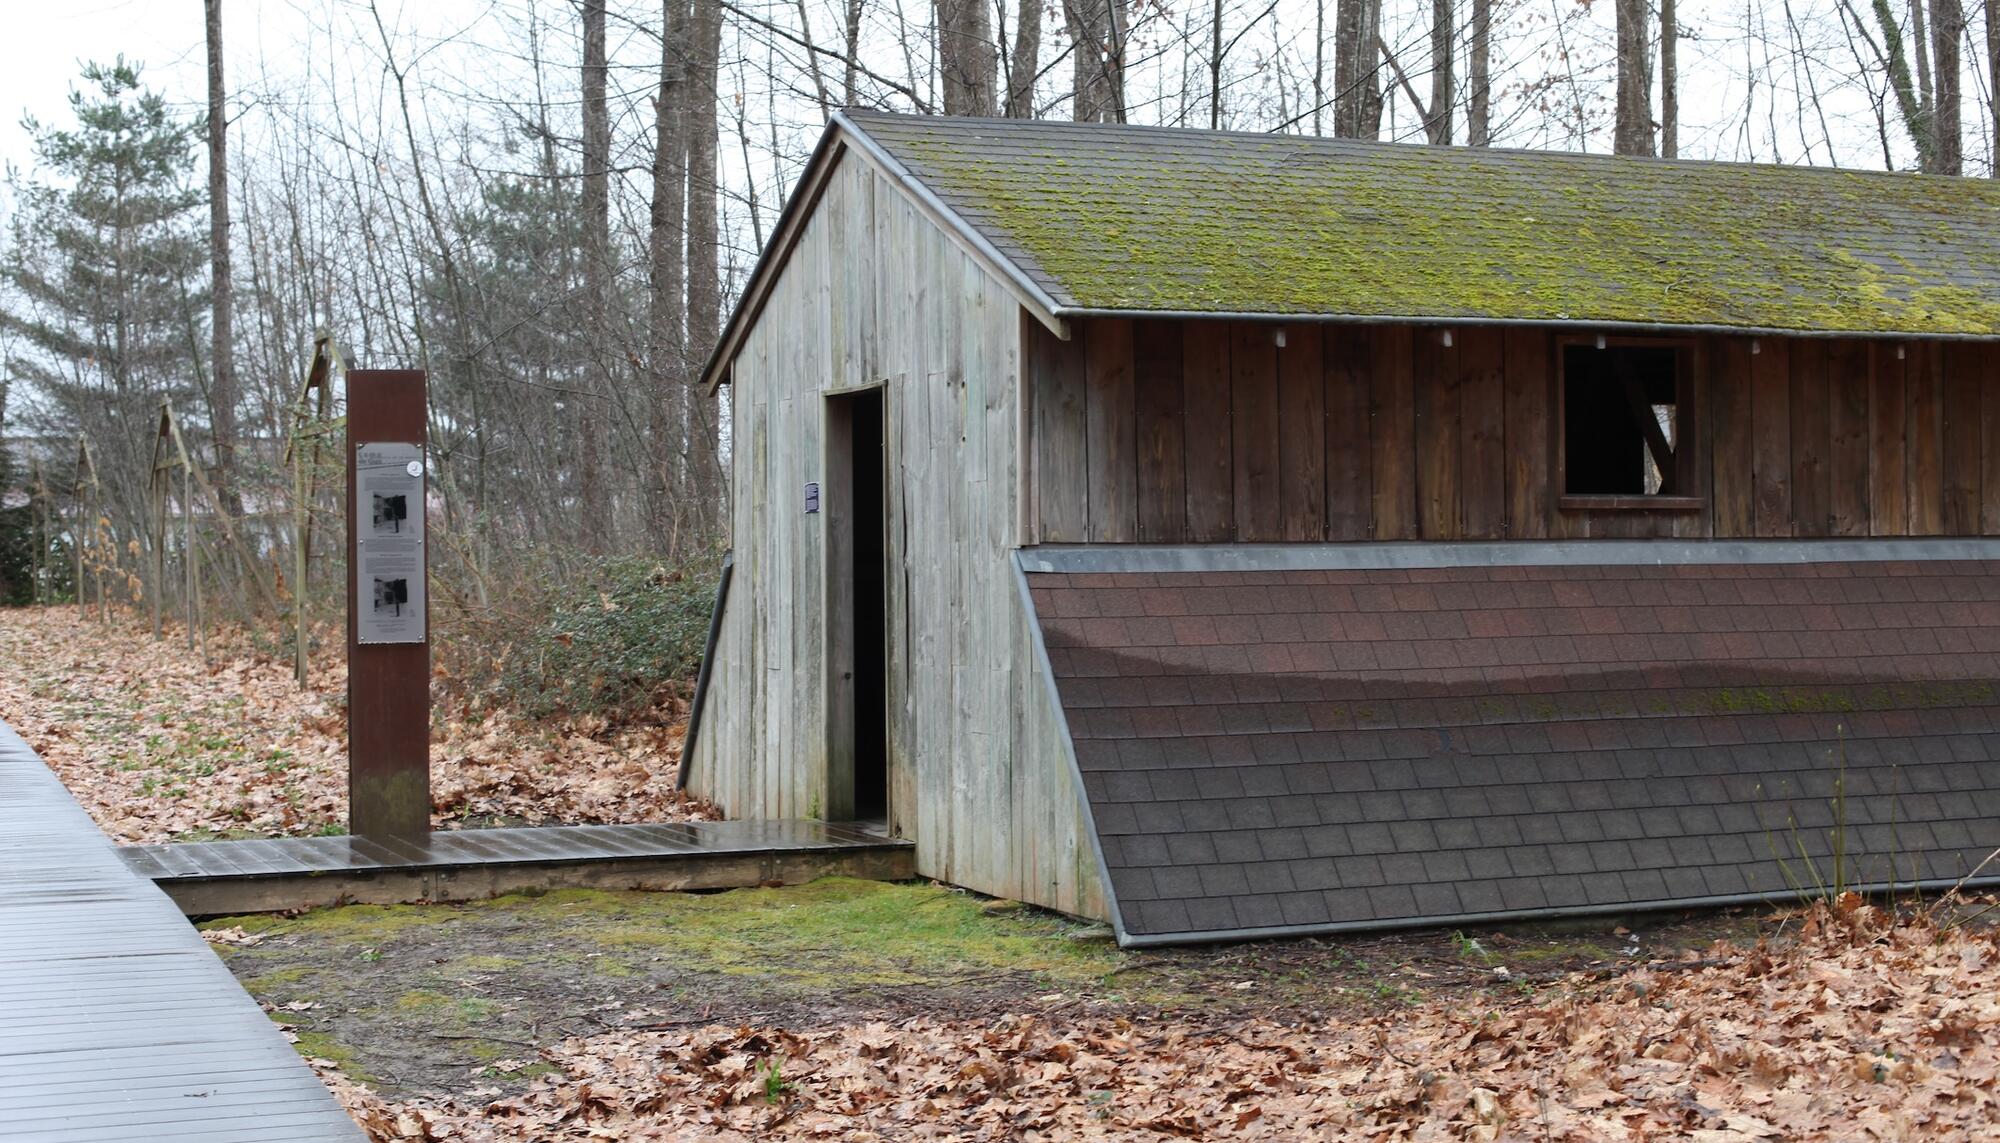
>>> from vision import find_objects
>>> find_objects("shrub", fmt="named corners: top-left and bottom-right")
top-left (492, 553), bottom-right (722, 722)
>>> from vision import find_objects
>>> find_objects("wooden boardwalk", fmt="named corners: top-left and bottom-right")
top-left (123, 820), bottom-right (915, 915)
top-left (0, 720), bottom-right (366, 1142)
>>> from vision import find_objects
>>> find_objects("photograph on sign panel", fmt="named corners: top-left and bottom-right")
top-left (372, 491), bottom-right (410, 534)
top-left (373, 577), bottom-right (411, 616)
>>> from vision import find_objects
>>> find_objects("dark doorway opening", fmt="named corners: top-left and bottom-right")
top-left (847, 389), bottom-right (888, 820)
top-left (826, 388), bottom-right (888, 823)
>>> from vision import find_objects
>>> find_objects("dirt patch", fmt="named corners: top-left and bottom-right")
top-left (206, 876), bottom-right (1780, 1099)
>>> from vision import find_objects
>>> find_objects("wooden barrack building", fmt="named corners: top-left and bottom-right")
top-left (688, 110), bottom-right (2000, 945)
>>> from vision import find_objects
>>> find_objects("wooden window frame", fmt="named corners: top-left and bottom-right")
top-left (1554, 334), bottom-right (1705, 512)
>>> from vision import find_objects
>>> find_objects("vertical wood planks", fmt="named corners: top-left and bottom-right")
top-left (1182, 321), bottom-right (1235, 541)
top-left (1084, 319), bottom-right (1137, 542)
top-left (1457, 328), bottom-right (1506, 539)
top-left (1789, 339), bottom-right (1831, 536)
top-left (1277, 325), bottom-right (1327, 540)
top-left (1133, 318), bottom-right (1187, 542)
top-left (1867, 342), bottom-right (1908, 536)
top-left (1032, 322), bottom-right (1088, 542)
top-left (1827, 339), bottom-right (1870, 537)
top-left (1984, 345), bottom-right (2000, 535)
top-left (706, 154), bottom-right (1106, 919)
top-left (988, 318), bottom-right (1982, 552)
top-left (1750, 339), bottom-right (1792, 537)
top-left (1677, 342), bottom-right (1716, 539)
top-left (1907, 342), bottom-right (1945, 534)
top-left (1501, 329), bottom-right (1551, 539)
top-left (1710, 337), bottom-right (1755, 537)
top-left (1324, 326), bottom-right (1374, 540)
top-left (1414, 329), bottom-right (1461, 539)
top-left (1231, 322), bottom-right (1283, 540)
top-left (1370, 326), bottom-right (1418, 538)
top-left (1944, 342), bottom-right (1985, 534)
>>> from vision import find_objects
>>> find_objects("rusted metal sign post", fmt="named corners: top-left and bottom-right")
top-left (346, 370), bottom-right (431, 845)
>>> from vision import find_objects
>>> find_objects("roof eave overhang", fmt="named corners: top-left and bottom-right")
top-left (1049, 308), bottom-right (2000, 343)
top-left (699, 111), bottom-right (1071, 395)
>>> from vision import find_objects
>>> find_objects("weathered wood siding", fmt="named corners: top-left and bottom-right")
top-left (692, 150), bottom-right (1106, 920)
top-left (1032, 320), bottom-right (2000, 541)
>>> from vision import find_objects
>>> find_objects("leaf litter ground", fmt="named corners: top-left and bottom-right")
top-left (217, 882), bottom-right (2000, 1142)
top-left (0, 605), bottom-right (715, 841)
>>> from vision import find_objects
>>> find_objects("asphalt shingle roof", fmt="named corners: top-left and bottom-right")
top-left (843, 109), bottom-right (2000, 337)
top-left (1026, 560), bottom-right (2000, 943)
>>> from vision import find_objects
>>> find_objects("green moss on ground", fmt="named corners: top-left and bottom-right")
top-left (210, 901), bottom-right (454, 945)
top-left (207, 878), bottom-right (1124, 992)
top-left (534, 879), bottom-right (1123, 987)
top-left (290, 1026), bottom-right (376, 1084)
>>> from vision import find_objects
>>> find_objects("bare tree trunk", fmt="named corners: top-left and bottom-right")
top-left (1988, 0), bottom-right (1998, 175)
top-left (1333, 0), bottom-right (1383, 138)
top-left (1467, 0), bottom-right (1490, 145)
top-left (938, 0), bottom-right (999, 114)
top-left (1427, 0), bottom-right (1453, 144)
top-left (1004, 0), bottom-right (1042, 117)
top-left (580, 0), bottom-right (610, 549)
top-left (1914, 0), bottom-right (1937, 114)
top-left (1074, 0), bottom-right (1128, 122)
top-left (649, 0), bottom-right (690, 540)
top-left (1932, 0), bottom-right (1964, 173)
top-left (1870, 0), bottom-right (1937, 169)
top-left (1614, 0), bottom-right (1655, 155)
top-left (1313, 0), bottom-right (1326, 134)
top-left (844, 0), bottom-right (865, 104)
top-left (686, 0), bottom-right (725, 539)
top-left (1661, 0), bottom-right (1678, 157)
top-left (204, 0), bottom-right (240, 514)
top-left (1209, 0), bottom-right (1225, 127)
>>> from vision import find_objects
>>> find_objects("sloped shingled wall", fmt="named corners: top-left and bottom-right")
top-left (1027, 555), bottom-right (2000, 943)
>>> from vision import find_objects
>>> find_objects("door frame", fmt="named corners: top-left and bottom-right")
top-left (820, 382), bottom-right (888, 823)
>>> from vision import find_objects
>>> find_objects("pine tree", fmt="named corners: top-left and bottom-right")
top-left (0, 378), bottom-right (31, 605)
top-left (2, 60), bottom-right (208, 536)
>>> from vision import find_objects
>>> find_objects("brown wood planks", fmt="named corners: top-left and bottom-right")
top-left (1458, 328), bottom-right (1506, 539)
top-left (1827, 338), bottom-right (1870, 537)
top-left (1231, 322), bottom-right (1283, 541)
top-left (1944, 342), bottom-right (1984, 534)
top-left (1750, 339), bottom-right (1793, 537)
top-left (1710, 337), bottom-right (1755, 537)
top-left (1414, 329), bottom-right (1462, 539)
top-left (1502, 329), bottom-right (1551, 539)
top-left (1868, 341), bottom-right (1908, 536)
top-left (1790, 339), bottom-right (1831, 537)
top-left (1985, 346), bottom-right (2000, 536)
top-left (1133, 318), bottom-right (1187, 542)
top-left (1084, 318), bottom-right (1137, 542)
top-left (1031, 322), bottom-right (1088, 542)
top-left (1907, 342), bottom-right (1945, 534)
top-left (1277, 324), bottom-right (1327, 540)
top-left (1370, 327), bottom-right (1418, 539)
top-left (1182, 321), bottom-right (1235, 541)
top-left (1326, 326), bottom-right (1375, 540)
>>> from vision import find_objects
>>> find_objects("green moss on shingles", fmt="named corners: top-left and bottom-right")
top-left (883, 124), bottom-right (2000, 336)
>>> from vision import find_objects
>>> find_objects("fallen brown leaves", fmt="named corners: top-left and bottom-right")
top-left (330, 896), bottom-right (2000, 1141)
top-left (0, 605), bottom-right (716, 842)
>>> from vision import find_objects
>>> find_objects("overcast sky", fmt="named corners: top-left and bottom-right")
top-left (5, 0), bottom-right (231, 173)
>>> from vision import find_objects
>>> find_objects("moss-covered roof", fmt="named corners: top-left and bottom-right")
top-left (844, 110), bottom-right (2000, 337)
